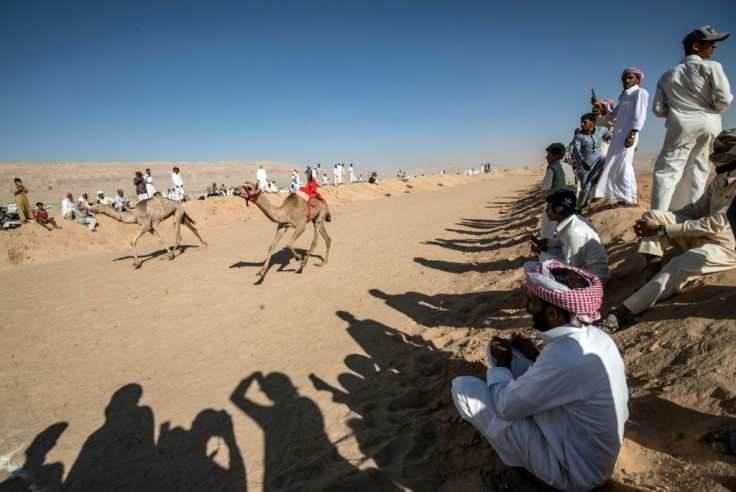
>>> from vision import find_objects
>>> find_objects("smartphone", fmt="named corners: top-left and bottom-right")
top-left (530, 234), bottom-right (542, 246)
top-left (591, 88), bottom-right (597, 100)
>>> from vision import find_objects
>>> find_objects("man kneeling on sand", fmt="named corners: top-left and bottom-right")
top-left (599, 128), bottom-right (736, 332)
top-left (452, 261), bottom-right (628, 491)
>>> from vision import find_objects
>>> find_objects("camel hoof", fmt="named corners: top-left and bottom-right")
top-left (133, 263), bottom-right (141, 269)
top-left (294, 255), bottom-right (303, 262)
top-left (316, 262), bottom-right (327, 267)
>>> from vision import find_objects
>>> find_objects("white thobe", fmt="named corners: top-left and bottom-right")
top-left (61, 198), bottom-right (76, 219)
top-left (145, 174), bottom-right (156, 196)
top-left (624, 169), bottom-right (736, 314)
top-left (594, 85), bottom-right (648, 203)
top-left (256, 168), bottom-right (268, 191)
top-left (651, 55), bottom-right (733, 211)
top-left (542, 214), bottom-right (610, 283)
top-left (333, 166), bottom-right (340, 186)
top-left (171, 172), bottom-right (184, 200)
top-left (452, 324), bottom-right (628, 492)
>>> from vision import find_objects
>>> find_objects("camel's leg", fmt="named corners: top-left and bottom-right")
top-left (257, 225), bottom-right (288, 277)
top-left (301, 221), bottom-right (322, 268)
top-left (150, 227), bottom-right (175, 259)
top-left (130, 224), bottom-right (154, 267)
top-left (182, 216), bottom-right (208, 248)
top-left (170, 216), bottom-right (183, 257)
top-left (315, 221), bottom-right (331, 266)
top-left (285, 223), bottom-right (307, 264)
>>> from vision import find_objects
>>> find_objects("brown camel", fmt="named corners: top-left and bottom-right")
top-left (234, 182), bottom-right (331, 277)
top-left (85, 195), bottom-right (207, 268)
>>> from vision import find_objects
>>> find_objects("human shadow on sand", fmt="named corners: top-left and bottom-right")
top-left (0, 383), bottom-right (246, 492)
top-left (230, 371), bottom-right (392, 491)
top-left (369, 287), bottom-right (526, 329)
top-left (309, 311), bottom-right (494, 490)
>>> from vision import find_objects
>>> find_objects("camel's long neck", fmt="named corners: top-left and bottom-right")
top-left (253, 197), bottom-right (285, 223)
top-left (94, 206), bottom-right (138, 224)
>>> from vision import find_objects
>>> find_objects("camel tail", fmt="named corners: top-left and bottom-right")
top-left (325, 213), bottom-right (331, 222)
top-left (182, 212), bottom-right (197, 226)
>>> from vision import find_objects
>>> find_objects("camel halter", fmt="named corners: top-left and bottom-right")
top-left (242, 185), bottom-right (261, 207)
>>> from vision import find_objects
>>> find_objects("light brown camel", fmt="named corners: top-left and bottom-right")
top-left (234, 182), bottom-right (331, 277)
top-left (85, 195), bottom-right (207, 268)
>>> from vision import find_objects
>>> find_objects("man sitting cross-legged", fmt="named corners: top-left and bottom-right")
top-left (600, 128), bottom-right (736, 331)
top-left (452, 261), bottom-right (628, 491)
top-left (531, 189), bottom-right (610, 284)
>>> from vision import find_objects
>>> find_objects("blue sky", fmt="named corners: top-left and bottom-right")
top-left (0, 0), bottom-right (734, 170)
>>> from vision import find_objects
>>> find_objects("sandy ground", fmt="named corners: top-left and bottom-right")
top-left (0, 165), bottom-right (734, 491)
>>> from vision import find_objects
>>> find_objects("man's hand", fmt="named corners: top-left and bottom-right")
top-left (634, 219), bottom-right (659, 238)
top-left (624, 136), bottom-right (635, 148)
top-left (511, 330), bottom-right (540, 362)
top-left (490, 336), bottom-right (512, 369)
top-left (592, 100), bottom-right (607, 116)
top-left (530, 236), bottom-right (547, 255)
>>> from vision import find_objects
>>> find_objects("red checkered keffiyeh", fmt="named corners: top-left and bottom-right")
top-left (622, 67), bottom-right (644, 85)
top-left (525, 260), bottom-right (603, 326)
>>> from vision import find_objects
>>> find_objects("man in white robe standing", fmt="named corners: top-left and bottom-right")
top-left (651, 25), bottom-right (732, 211)
top-left (452, 260), bottom-right (628, 491)
top-left (256, 164), bottom-right (268, 192)
top-left (593, 68), bottom-right (649, 207)
top-left (171, 167), bottom-right (184, 201)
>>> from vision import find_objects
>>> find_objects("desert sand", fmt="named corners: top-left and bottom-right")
top-left (0, 162), bottom-right (734, 491)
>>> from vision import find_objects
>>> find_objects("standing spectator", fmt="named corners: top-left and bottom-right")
top-left (113, 189), bottom-right (131, 211)
top-left (290, 169), bottom-right (300, 192)
top-left (333, 164), bottom-right (340, 186)
top-left (171, 167), bottom-right (184, 201)
top-left (341, 163), bottom-right (347, 185)
top-left (134, 171), bottom-right (148, 202)
top-left (315, 164), bottom-right (323, 187)
top-left (11, 178), bottom-right (33, 222)
top-left (651, 25), bottom-right (732, 211)
top-left (305, 165), bottom-right (314, 184)
top-left (573, 113), bottom-right (612, 212)
top-left (540, 143), bottom-right (576, 240)
top-left (349, 163), bottom-right (356, 183)
top-left (256, 164), bottom-right (268, 192)
top-left (34, 202), bottom-right (61, 230)
top-left (145, 168), bottom-right (156, 197)
top-left (593, 67), bottom-right (649, 207)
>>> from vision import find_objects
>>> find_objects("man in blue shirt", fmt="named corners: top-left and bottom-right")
top-left (573, 113), bottom-right (612, 212)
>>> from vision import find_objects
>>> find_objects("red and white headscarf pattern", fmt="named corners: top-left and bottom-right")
top-left (525, 260), bottom-right (603, 326)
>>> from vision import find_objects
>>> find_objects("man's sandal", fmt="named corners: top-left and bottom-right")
top-left (488, 467), bottom-right (554, 491)
top-left (708, 428), bottom-right (736, 455)
top-left (595, 309), bottom-right (633, 333)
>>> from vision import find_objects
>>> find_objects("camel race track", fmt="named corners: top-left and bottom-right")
top-left (0, 162), bottom-right (735, 491)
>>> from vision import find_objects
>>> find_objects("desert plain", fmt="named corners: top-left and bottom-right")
top-left (0, 161), bottom-right (734, 491)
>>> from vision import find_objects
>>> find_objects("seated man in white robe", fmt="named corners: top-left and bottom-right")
top-left (532, 189), bottom-right (610, 283)
top-left (600, 128), bottom-right (736, 331)
top-left (452, 260), bottom-right (628, 491)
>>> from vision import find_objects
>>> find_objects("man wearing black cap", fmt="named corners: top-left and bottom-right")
top-left (531, 189), bottom-right (610, 283)
top-left (651, 25), bottom-right (733, 212)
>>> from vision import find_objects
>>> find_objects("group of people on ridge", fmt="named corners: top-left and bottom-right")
top-left (452, 25), bottom-right (735, 491)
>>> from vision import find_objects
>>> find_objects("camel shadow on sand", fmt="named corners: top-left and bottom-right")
top-left (113, 244), bottom-right (197, 267)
